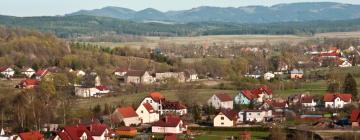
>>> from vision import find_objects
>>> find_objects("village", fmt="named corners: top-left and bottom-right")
top-left (0, 43), bottom-right (360, 140)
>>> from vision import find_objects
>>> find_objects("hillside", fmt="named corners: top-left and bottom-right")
top-left (1, 15), bottom-right (360, 38)
top-left (69, 2), bottom-right (360, 23)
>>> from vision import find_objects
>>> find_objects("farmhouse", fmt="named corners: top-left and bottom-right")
top-left (251, 86), bottom-right (273, 103)
top-left (300, 96), bottom-right (317, 111)
top-left (152, 115), bottom-right (187, 134)
top-left (208, 93), bottom-right (233, 109)
top-left (125, 70), bottom-right (154, 84)
top-left (324, 93), bottom-right (352, 108)
top-left (290, 69), bottom-right (304, 79)
top-left (136, 103), bottom-right (160, 124)
top-left (238, 110), bottom-right (272, 123)
top-left (20, 67), bottom-right (35, 78)
top-left (213, 109), bottom-right (238, 127)
top-left (161, 101), bottom-right (187, 116)
top-left (111, 107), bottom-right (141, 126)
top-left (17, 79), bottom-right (39, 89)
top-left (87, 123), bottom-right (110, 140)
top-left (0, 66), bottom-right (15, 78)
top-left (53, 125), bottom-right (93, 140)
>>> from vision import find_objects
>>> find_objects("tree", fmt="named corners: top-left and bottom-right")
top-left (268, 127), bottom-right (287, 140)
top-left (327, 82), bottom-right (340, 93)
top-left (192, 104), bottom-right (201, 123)
top-left (342, 73), bottom-right (358, 98)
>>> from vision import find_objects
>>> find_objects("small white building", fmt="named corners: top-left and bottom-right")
top-left (300, 95), bottom-right (317, 111)
top-left (136, 103), bottom-right (159, 124)
top-left (155, 72), bottom-right (186, 83)
top-left (264, 72), bottom-right (275, 81)
top-left (184, 69), bottom-right (199, 82)
top-left (213, 109), bottom-right (238, 127)
top-left (20, 67), bottom-right (35, 78)
top-left (125, 70), bottom-right (155, 84)
top-left (324, 93), bottom-right (352, 109)
top-left (0, 67), bottom-right (15, 78)
top-left (152, 115), bottom-right (187, 134)
top-left (208, 93), bottom-right (233, 109)
top-left (112, 107), bottom-right (141, 126)
top-left (238, 110), bottom-right (272, 123)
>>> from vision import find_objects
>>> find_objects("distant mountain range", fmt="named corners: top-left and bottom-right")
top-left (69, 2), bottom-right (360, 23)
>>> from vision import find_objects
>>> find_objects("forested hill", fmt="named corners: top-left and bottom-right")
top-left (1, 15), bottom-right (360, 38)
top-left (69, 2), bottom-right (360, 23)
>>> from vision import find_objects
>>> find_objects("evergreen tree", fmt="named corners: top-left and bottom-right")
top-left (343, 73), bottom-right (358, 98)
top-left (327, 82), bottom-right (339, 93)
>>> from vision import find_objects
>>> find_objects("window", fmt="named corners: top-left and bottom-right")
top-left (150, 100), bottom-right (153, 103)
top-left (141, 111), bottom-right (143, 113)
top-left (257, 113), bottom-right (260, 116)
top-left (221, 117), bottom-right (224, 120)
top-left (249, 113), bottom-right (251, 115)
top-left (221, 122), bottom-right (224, 125)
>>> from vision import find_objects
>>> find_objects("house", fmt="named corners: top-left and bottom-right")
top-left (75, 87), bottom-right (100, 98)
top-left (263, 72), bottom-right (275, 81)
top-left (87, 123), bottom-right (110, 140)
top-left (17, 79), bottom-right (39, 89)
top-left (20, 67), bottom-right (35, 78)
top-left (290, 69), bottom-right (304, 79)
top-left (258, 100), bottom-right (288, 112)
top-left (155, 72), bottom-right (185, 83)
top-left (184, 69), bottom-right (198, 82)
top-left (75, 70), bottom-right (86, 77)
top-left (95, 86), bottom-right (110, 95)
top-left (111, 107), bottom-right (141, 126)
top-left (213, 109), bottom-right (238, 127)
top-left (53, 125), bottom-right (93, 140)
top-left (244, 70), bottom-right (262, 79)
top-left (161, 101), bottom-right (187, 116)
top-left (278, 61), bottom-right (289, 71)
top-left (16, 131), bottom-right (44, 140)
top-left (324, 93), bottom-right (352, 108)
top-left (114, 67), bottom-right (128, 77)
top-left (152, 115), bottom-right (187, 134)
top-left (300, 96), bottom-right (317, 111)
top-left (208, 93), bottom-right (233, 109)
top-left (140, 92), bottom-right (165, 111)
top-left (238, 110), bottom-right (272, 123)
top-left (75, 74), bottom-right (104, 98)
top-left (234, 90), bottom-right (256, 105)
top-left (351, 110), bottom-right (360, 127)
top-left (125, 70), bottom-right (154, 84)
top-left (35, 69), bottom-right (50, 80)
top-left (250, 86), bottom-right (273, 103)
top-left (136, 103), bottom-right (160, 124)
top-left (0, 67), bottom-right (15, 78)
top-left (338, 59), bottom-right (352, 67)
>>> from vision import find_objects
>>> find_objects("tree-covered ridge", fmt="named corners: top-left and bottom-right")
top-left (1, 15), bottom-right (360, 38)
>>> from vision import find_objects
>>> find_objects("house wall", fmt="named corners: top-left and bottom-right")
top-left (22, 69), bottom-right (35, 78)
top-left (125, 76), bottom-right (141, 84)
top-left (234, 93), bottom-right (251, 105)
top-left (93, 129), bottom-right (109, 140)
top-left (114, 72), bottom-right (127, 77)
top-left (207, 95), bottom-right (233, 109)
top-left (75, 87), bottom-right (99, 97)
top-left (140, 97), bottom-right (161, 111)
top-left (290, 74), bottom-right (303, 79)
top-left (1, 68), bottom-right (15, 78)
top-left (123, 117), bottom-right (141, 126)
top-left (244, 111), bottom-right (272, 122)
top-left (141, 72), bottom-right (155, 84)
top-left (213, 114), bottom-right (234, 127)
top-left (136, 105), bottom-right (159, 123)
top-left (161, 109), bottom-right (187, 116)
top-left (152, 123), bottom-right (184, 134)
top-left (325, 97), bottom-right (351, 108)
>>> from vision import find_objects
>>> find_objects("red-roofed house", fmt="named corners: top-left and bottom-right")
top-left (136, 103), bottom-right (159, 124)
top-left (114, 67), bottom-right (128, 77)
top-left (351, 110), bottom-right (360, 127)
top-left (234, 90), bottom-right (256, 105)
top-left (152, 115), bottom-right (187, 134)
top-left (213, 109), bottom-right (238, 127)
top-left (16, 131), bottom-right (44, 140)
top-left (17, 79), bottom-right (39, 89)
top-left (251, 86), bottom-right (273, 103)
top-left (300, 96), bottom-right (317, 111)
top-left (208, 93), bottom-right (233, 109)
top-left (35, 69), bottom-right (50, 80)
top-left (87, 123), bottom-right (110, 140)
top-left (324, 93), bottom-right (352, 108)
top-left (161, 101), bottom-right (187, 116)
top-left (112, 107), bottom-right (141, 126)
top-left (140, 92), bottom-right (166, 111)
top-left (53, 125), bottom-right (94, 140)
top-left (95, 86), bottom-right (110, 94)
top-left (21, 67), bottom-right (35, 78)
top-left (258, 100), bottom-right (288, 113)
top-left (0, 66), bottom-right (15, 78)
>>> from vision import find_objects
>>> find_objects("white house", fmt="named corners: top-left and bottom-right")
top-left (136, 103), bottom-right (160, 124)
top-left (264, 72), bottom-right (275, 81)
top-left (75, 87), bottom-right (99, 97)
top-left (140, 92), bottom-right (165, 111)
top-left (125, 70), bottom-right (155, 84)
top-left (213, 109), bottom-right (238, 127)
top-left (152, 115), bottom-right (187, 134)
top-left (208, 93), bottom-right (233, 109)
top-left (53, 125), bottom-right (91, 140)
top-left (300, 95), bottom-right (317, 111)
top-left (238, 110), bottom-right (272, 123)
top-left (20, 67), bottom-right (35, 78)
top-left (184, 69), bottom-right (199, 82)
top-left (324, 93), bottom-right (352, 109)
top-left (88, 123), bottom-right (110, 140)
top-left (114, 67), bottom-right (128, 77)
top-left (111, 107), bottom-right (141, 126)
top-left (0, 67), bottom-right (15, 78)
top-left (161, 101), bottom-right (187, 116)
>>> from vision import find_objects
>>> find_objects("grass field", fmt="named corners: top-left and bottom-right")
top-left (192, 130), bottom-right (269, 140)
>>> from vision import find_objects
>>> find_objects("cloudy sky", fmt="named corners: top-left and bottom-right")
top-left (0, 0), bottom-right (359, 16)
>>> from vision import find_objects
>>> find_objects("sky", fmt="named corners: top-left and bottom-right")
top-left (1, 0), bottom-right (360, 17)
